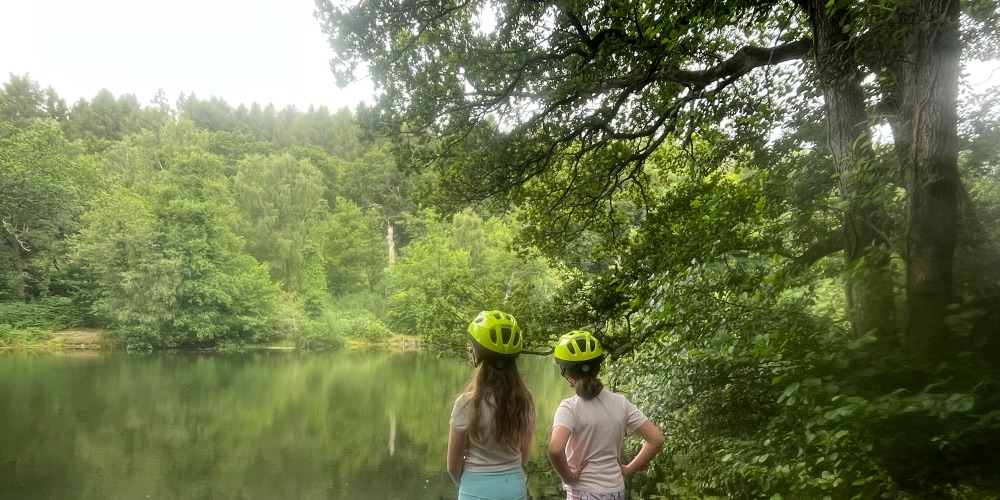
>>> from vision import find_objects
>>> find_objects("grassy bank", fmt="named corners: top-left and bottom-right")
top-left (0, 328), bottom-right (103, 351)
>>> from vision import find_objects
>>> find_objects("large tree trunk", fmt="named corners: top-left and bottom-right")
top-left (895, 0), bottom-right (963, 361)
top-left (802, 0), bottom-right (898, 345)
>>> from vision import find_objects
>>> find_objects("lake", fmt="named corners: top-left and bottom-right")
top-left (0, 350), bottom-right (574, 499)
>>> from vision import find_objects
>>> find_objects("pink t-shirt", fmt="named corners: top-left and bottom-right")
top-left (552, 389), bottom-right (648, 493)
top-left (450, 393), bottom-right (526, 472)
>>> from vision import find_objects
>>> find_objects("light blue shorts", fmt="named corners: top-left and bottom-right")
top-left (458, 467), bottom-right (527, 500)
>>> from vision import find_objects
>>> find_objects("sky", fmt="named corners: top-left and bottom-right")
top-left (0, 1), bottom-right (996, 114)
top-left (0, 0), bottom-right (376, 111)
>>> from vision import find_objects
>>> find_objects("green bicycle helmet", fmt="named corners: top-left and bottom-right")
top-left (554, 330), bottom-right (604, 372)
top-left (468, 310), bottom-right (523, 357)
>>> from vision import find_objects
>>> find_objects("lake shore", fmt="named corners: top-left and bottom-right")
top-left (1, 329), bottom-right (422, 352)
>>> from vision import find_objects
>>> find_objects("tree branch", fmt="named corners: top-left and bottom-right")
top-left (609, 319), bottom-right (673, 360)
top-left (787, 234), bottom-right (843, 272)
top-left (649, 39), bottom-right (812, 88)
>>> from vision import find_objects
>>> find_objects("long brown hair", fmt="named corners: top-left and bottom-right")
top-left (464, 359), bottom-right (534, 448)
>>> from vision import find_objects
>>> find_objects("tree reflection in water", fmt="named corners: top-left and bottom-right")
top-left (0, 350), bottom-right (571, 499)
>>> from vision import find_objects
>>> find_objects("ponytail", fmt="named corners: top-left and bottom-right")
top-left (564, 362), bottom-right (604, 400)
top-left (572, 376), bottom-right (604, 399)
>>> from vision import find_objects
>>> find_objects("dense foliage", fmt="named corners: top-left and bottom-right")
top-left (0, 75), bottom-right (560, 350)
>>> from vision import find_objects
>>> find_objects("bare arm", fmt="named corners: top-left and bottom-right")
top-left (547, 425), bottom-right (586, 484)
top-left (620, 420), bottom-right (665, 477)
top-left (447, 425), bottom-right (468, 485)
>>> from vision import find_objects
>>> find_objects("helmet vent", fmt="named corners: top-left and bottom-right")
top-left (575, 338), bottom-right (588, 352)
top-left (501, 326), bottom-right (512, 344)
top-left (513, 331), bottom-right (521, 346)
top-left (567, 343), bottom-right (576, 354)
top-left (490, 329), bottom-right (498, 344)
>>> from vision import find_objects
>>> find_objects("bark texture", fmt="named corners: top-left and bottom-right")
top-left (802, 0), bottom-right (898, 344)
top-left (897, 0), bottom-right (963, 361)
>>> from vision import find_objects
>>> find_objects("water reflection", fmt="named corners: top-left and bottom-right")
top-left (0, 351), bottom-right (571, 499)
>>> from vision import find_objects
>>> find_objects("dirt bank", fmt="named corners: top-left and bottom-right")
top-left (51, 329), bottom-right (105, 349)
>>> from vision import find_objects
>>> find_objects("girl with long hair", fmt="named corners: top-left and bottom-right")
top-left (548, 331), bottom-right (665, 500)
top-left (448, 311), bottom-right (535, 500)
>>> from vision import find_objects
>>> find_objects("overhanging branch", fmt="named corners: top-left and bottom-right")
top-left (787, 234), bottom-right (843, 272)
top-left (650, 39), bottom-right (812, 88)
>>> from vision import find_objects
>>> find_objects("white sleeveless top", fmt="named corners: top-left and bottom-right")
top-left (450, 393), bottom-right (526, 472)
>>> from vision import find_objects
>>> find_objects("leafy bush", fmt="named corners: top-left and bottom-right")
top-left (329, 290), bottom-right (388, 320)
top-left (297, 314), bottom-right (347, 351)
top-left (0, 297), bottom-right (80, 331)
top-left (612, 262), bottom-right (1000, 499)
top-left (291, 292), bottom-right (392, 348)
top-left (297, 327), bottom-right (346, 351)
top-left (335, 310), bottom-right (393, 342)
top-left (111, 326), bottom-right (159, 351)
top-left (0, 324), bottom-right (52, 347)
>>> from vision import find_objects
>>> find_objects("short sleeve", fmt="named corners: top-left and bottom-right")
top-left (450, 393), bottom-right (471, 431)
top-left (552, 399), bottom-right (575, 432)
top-left (623, 397), bottom-right (648, 432)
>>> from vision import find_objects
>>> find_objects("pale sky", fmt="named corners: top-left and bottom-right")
top-left (0, 1), bottom-right (995, 114)
top-left (0, 0), bottom-right (375, 111)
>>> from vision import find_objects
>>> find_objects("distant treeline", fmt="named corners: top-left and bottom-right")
top-left (0, 73), bottom-right (561, 351)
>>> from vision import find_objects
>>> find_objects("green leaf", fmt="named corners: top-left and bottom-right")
top-left (782, 382), bottom-right (800, 398)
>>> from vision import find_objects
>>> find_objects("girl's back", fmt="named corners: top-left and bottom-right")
top-left (553, 389), bottom-right (647, 492)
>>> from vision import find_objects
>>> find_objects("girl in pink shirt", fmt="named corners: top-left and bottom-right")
top-left (547, 331), bottom-right (665, 500)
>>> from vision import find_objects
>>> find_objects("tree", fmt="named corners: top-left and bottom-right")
top-left (340, 143), bottom-right (417, 244)
top-left (74, 152), bottom-right (282, 349)
top-left (71, 187), bottom-right (180, 340)
top-left (63, 89), bottom-right (159, 151)
top-left (321, 198), bottom-right (388, 295)
top-left (232, 154), bottom-right (327, 293)
top-left (385, 209), bottom-right (561, 346)
top-left (206, 130), bottom-right (274, 162)
top-left (327, 106), bottom-right (363, 161)
top-left (0, 74), bottom-right (66, 126)
top-left (178, 94), bottom-right (239, 132)
top-left (0, 120), bottom-right (89, 301)
top-left (318, 0), bottom-right (999, 360)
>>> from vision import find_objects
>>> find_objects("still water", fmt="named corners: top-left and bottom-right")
top-left (0, 350), bottom-right (573, 500)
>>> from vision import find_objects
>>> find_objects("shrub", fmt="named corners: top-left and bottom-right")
top-left (0, 324), bottom-right (52, 347)
top-left (0, 297), bottom-right (81, 331)
top-left (298, 316), bottom-right (347, 351)
top-left (335, 310), bottom-right (393, 342)
top-left (613, 263), bottom-right (1000, 499)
